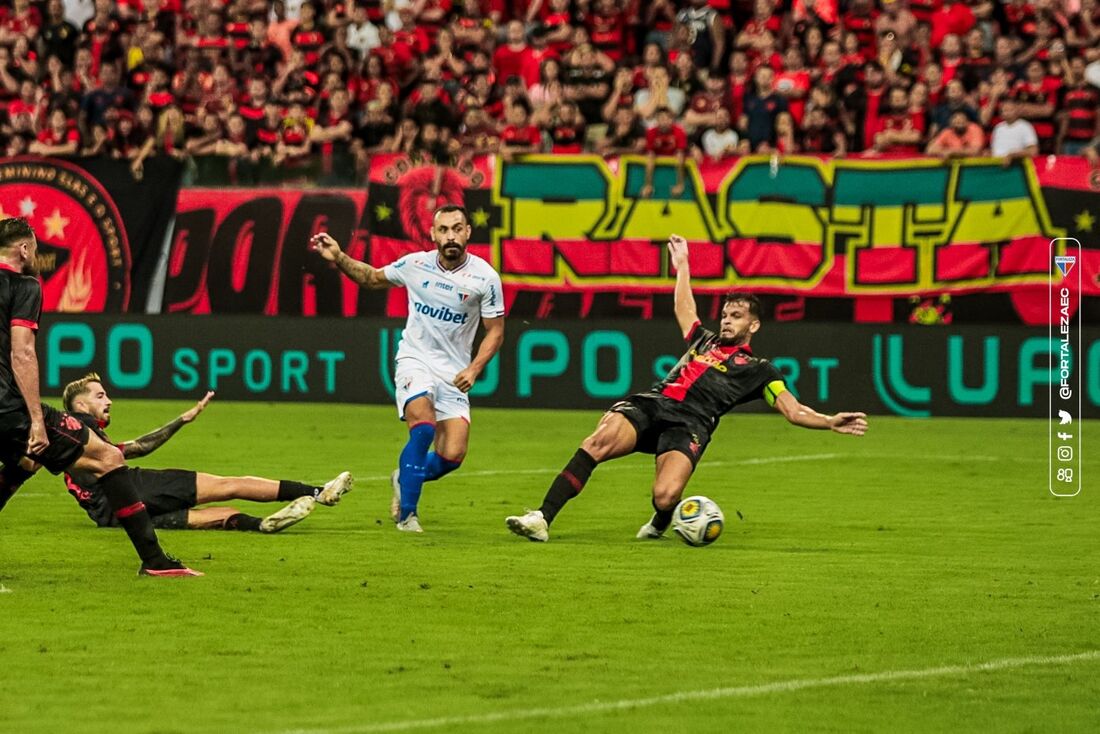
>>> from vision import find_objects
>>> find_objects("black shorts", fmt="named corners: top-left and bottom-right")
top-left (133, 468), bottom-right (198, 517)
top-left (609, 394), bottom-right (712, 467)
top-left (0, 404), bottom-right (89, 474)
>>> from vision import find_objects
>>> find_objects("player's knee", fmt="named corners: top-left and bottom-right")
top-left (652, 486), bottom-right (681, 511)
top-left (580, 434), bottom-right (612, 462)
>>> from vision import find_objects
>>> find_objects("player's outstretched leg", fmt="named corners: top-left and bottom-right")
top-left (260, 496), bottom-right (316, 533)
top-left (506, 447), bottom-right (596, 543)
top-left (507, 411), bottom-right (637, 542)
top-left (316, 471), bottom-right (353, 506)
top-left (98, 466), bottom-right (202, 577)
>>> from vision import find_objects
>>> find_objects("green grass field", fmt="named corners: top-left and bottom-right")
top-left (0, 400), bottom-right (1097, 733)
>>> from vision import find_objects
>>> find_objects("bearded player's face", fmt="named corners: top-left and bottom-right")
top-left (431, 210), bottom-right (471, 265)
top-left (719, 300), bottom-right (760, 346)
top-left (79, 382), bottom-right (113, 425)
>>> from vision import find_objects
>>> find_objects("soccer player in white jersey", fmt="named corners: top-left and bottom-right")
top-left (311, 205), bottom-right (505, 532)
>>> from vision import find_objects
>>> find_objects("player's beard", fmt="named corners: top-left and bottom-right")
top-left (438, 242), bottom-right (467, 266)
top-left (21, 259), bottom-right (37, 276)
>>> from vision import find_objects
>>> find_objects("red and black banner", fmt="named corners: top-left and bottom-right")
top-left (0, 156), bottom-right (182, 313)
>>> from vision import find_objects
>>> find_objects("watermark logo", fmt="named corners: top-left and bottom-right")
top-left (1048, 239), bottom-right (1082, 498)
top-left (1054, 255), bottom-right (1076, 279)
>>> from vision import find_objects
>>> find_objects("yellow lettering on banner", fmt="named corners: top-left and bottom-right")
top-left (488, 156), bottom-right (1067, 292)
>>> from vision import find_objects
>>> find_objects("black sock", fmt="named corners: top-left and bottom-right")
top-left (651, 498), bottom-right (674, 532)
top-left (99, 466), bottom-right (170, 567)
top-left (223, 513), bottom-right (263, 532)
top-left (0, 464), bottom-right (34, 513)
top-left (539, 449), bottom-right (597, 525)
top-left (277, 480), bottom-right (319, 501)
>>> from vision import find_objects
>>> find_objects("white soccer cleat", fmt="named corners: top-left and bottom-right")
top-left (506, 509), bottom-right (549, 542)
top-left (389, 469), bottom-right (401, 522)
top-left (260, 496), bottom-right (316, 533)
top-left (636, 518), bottom-right (666, 539)
top-left (317, 471), bottom-right (353, 506)
top-left (396, 513), bottom-right (423, 533)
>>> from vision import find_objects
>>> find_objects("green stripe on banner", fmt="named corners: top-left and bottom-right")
top-left (501, 163), bottom-right (607, 200)
top-left (957, 165), bottom-right (1030, 202)
top-left (833, 168), bottom-right (949, 207)
top-left (623, 163), bottom-right (696, 199)
top-left (729, 164), bottom-right (827, 205)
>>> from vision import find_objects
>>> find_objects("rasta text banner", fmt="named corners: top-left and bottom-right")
top-left (170, 155), bottom-right (1099, 323)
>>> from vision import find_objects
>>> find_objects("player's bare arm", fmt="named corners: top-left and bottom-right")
top-left (122, 391), bottom-right (214, 459)
top-left (454, 316), bottom-right (505, 392)
top-left (773, 391), bottom-right (868, 436)
top-left (667, 233), bottom-right (699, 338)
top-left (310, 232), bottom-right (393, 289)
top-left (10, 325), bottom-right (48, 455)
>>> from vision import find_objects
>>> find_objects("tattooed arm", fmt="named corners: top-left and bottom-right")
top-left (121, 391), bottom-right (214, 459)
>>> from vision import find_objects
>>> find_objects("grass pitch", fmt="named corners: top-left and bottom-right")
top-left (0, 400), bottom-right (1097, 733)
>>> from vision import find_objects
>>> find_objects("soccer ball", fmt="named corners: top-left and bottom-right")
top-left (671, 496), bottom-right (724, 547)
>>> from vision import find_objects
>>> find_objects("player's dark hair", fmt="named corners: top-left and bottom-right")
top-left (724, 292), bottom-right (763, 319)
top-left (63, 372), bottom-right (103, 412)
top-left (0, 217), bottom-right (35, 250)
top-left (434, 204), bottom-right (470, 225)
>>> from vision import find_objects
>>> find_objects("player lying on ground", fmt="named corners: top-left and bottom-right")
top-left (60, 374), bottom-right (353, 533)
top-left (506, 234), bottom-right (868, 542)
top-left (311, 204), bottom-right (505, 533)
top-left (0, 218), bottom-right (199, 576)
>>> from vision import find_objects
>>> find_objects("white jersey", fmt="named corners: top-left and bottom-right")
top-left (382, 251), bottom-right (504, 380)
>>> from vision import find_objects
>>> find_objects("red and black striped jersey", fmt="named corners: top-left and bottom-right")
top-left (652, 322), bottom-right (787, 429)
top-left (1061, 85), bottom-right (1099, 141)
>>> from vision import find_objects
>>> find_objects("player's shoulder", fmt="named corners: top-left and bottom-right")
top-left (394, 250), bottom-right (433, 269)
top-left (463, 253), bottom-right (499, 278)
top-left (0, 269), bottom-right (40, 290)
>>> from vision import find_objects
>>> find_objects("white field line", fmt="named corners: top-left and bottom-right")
top-left (279, 650), bottom-right (1100, 734)
top-left (11, 452), bottom-right (1041, 500)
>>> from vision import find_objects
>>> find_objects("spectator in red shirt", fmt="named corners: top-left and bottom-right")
top-left (727, 49), bottom-right (751, 122)
top-left (588, 0), bottom-right (626, 63)
top-left (29, 107), bottom-right (79, 156)
top-left (775, 46), bottom-right (812, 125)
top-left (520, 24), bottom-right (559, 88)
top-left (940, 32), bottom-right (965, 83)
top-left (546, 99), bottom-right (585, 153)
top-left (494, 20), bottom-right (532, 84)
top-left (842, 0), bottom-right (880, 55)
top-left (1012, 58), bottom-right (1060, 152)
top-left (541, 0), bottom-right (575, 56)
top-left (684, 73), bottom-right (728, 132)
top-left (641, 106), bottom-right (687, 199)
top-left (499, 99), bottom-right (542, 155)
top-left (1058, 56), bottom-right (1100, 155)
top-left (872, 85), bottom-right (925, 153)
top-left (0, 0), bottom-right (43, 46)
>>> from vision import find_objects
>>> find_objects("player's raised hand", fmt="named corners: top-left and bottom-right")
top-left (181, 391), bottom-right (214, 423)
top-left (311, 232), bottom-right (342, 262)
top-left (829, 412), bottom-right (868, 436)
top-left (667, 233), bottom-right (689, 270)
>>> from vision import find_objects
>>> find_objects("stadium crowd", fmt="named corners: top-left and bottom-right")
top-left (3, 0), bottom-right (1100, 185)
